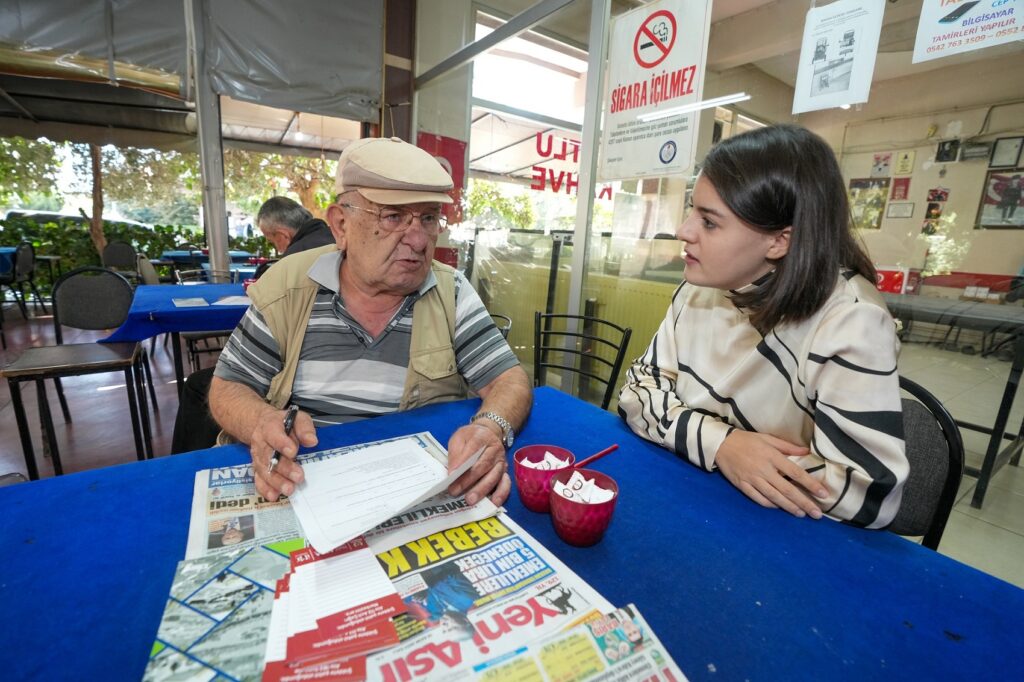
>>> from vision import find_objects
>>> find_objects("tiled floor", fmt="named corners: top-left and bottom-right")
top-left (1, 304), bottom-right (1022, 588)
top-left (897, 339), bottom-right (1024, 588)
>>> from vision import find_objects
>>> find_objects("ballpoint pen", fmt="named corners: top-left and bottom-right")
top-left (268, 405), bottom-right (300, 475)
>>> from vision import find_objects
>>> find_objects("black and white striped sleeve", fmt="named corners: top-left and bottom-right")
top-left (803, 301), bottom-right (908, 528)
top-left (617, 287), bottom-right (732, 471)
top-left (213, 305), bottom-right (283, 397)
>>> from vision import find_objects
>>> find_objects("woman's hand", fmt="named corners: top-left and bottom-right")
top-left (715, 430), bottom-right (829, 518)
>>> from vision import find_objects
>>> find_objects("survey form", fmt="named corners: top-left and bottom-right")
top-left (287, 435), bottom-right (483, 554)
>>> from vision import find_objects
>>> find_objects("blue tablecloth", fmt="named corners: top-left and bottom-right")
top-left (160, 249), bottom-right (254, 264)
top-left (1, 388), bottom-right (1021, 680)
top-left (0, 245), bottom-right (16, 274)
top-left (101, 283), bottom-right (249, 342)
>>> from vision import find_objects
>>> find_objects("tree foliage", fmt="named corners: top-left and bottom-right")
top-left (102, 147), bottom-right (202, 226)
top-left (0, 136), bottom-right (60, 205)
top-left (465, 180), bottom-right (535, 230)
top-left (224, 149), bottom-right (335, 218)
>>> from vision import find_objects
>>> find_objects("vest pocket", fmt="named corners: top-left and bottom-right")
top-left (409, 345), bottom-right (458, 380)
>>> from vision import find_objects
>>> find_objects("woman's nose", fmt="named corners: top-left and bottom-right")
top-left (676, 213), bottom-right (695, 242)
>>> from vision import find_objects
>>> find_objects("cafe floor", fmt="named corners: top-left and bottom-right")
top-left (1, 304), bottom-right (1022, 588)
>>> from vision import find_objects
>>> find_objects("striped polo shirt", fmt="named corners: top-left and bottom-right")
top-left (214, 250), bottom-right (520, 425)
top-left (618, 271), bottom-right (908, 529)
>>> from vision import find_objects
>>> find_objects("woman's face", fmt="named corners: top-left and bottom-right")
top-left (676, 176), bottom-right (790, 291)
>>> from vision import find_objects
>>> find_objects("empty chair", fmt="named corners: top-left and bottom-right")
top-left (0, 241), bottom-right (47, 317)
top-left (136, 255), bottom-right (163, 286)
top-left (175, 268), bottom-right (233, 369)
top-left (0, 267), bottom-right (153, 478)
top-left (889, 376), bottom-right (965, 550)
top-left (175, 268), bottom-right (233, 284)
top-left (534, 312), bottom-right (632, 410)
top-left (102, 241), bottom-right (140, 280)
top-left (491, 313), bottom-right (512, 339)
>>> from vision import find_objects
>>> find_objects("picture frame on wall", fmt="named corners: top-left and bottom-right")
top-left (886, 202), bottom-right (914, 219)
top-left (990, 136), bottom-right (1023, 169)
top-left (847, 177), bottom-right (889, 230)
top-left (936, 139), bottom-right (960, 163)
top-left (976, 170), bottom-right (1024, 229)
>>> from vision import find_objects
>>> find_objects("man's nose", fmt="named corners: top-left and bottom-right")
top-left (401, 218), bottom-right (432, 249)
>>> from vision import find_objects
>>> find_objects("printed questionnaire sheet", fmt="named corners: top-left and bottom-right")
top-left (289, 436), bottom-right (482, 553)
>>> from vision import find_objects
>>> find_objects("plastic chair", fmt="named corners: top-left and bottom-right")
top-left (0, 267), bottom-right (154, 478)
top-left (0, 241), bottom-right (47, 317)
top-left (491, 313), bottom-right (512, 339)
top-left (889, 376), bottom-right (965, 550)
top-left (533, 312), bottom-right (632, 410)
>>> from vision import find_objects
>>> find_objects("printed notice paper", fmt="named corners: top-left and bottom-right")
top-left (288, 436), bottom-right (483, 554)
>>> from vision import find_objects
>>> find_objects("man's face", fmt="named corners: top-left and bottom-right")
top-left (327, 195), bottom-right (440, 297)
top-left (259, 221), bottom-right (293, 254)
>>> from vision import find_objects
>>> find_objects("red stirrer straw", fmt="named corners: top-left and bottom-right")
top-left (573, 444), bottom-right (619, 469)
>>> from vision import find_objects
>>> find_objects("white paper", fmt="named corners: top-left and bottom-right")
top-left (171, 297), bottom-right (209, 307)
top-left (288, 437), bottom-right (483, 554)
top-left (214, 295), bottom-right (251, 305)
top-left (792, 0), bottom-right (885, 114)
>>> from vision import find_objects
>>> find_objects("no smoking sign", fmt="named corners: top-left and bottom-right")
top-left (633, 9), bottom-right (677, 68)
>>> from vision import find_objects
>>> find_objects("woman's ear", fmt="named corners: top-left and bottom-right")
top-left (766, 226), bottom-right (792, 260)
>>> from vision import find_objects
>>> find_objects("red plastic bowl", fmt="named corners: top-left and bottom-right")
top-left (513, 445), bottom-right (575, 513)
top-left (548, 468), bottom-right (619, 546)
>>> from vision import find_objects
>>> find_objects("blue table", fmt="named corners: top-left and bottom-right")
top-left (201, 261), bottom-right (257, 282)
top-left (1, 388), bottom-right (1020, 680)
top-left (0, 245), bottom-right (15, 273)
top-left (103, 284), bottom-right (249, 397)
top-left (160, 249), bottom-right (253, 265)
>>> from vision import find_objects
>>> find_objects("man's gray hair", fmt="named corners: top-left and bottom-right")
top-left (257, 196), bottom-right (313, 232)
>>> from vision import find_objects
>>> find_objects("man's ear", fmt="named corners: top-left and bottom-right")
top-left (766, 226), bottom-right (792, 260)
top-left (325, 203), bottom-right (348, 250)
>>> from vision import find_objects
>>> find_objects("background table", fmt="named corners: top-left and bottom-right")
top-left (160, 249), bottom-right (253, 265)
top-left (884, 293), bottom-right (1024, 507)
top-left (0, 245), bottom-right (16, 273)
top-left (1, 387), bottom-right (1020, 680)
top-left (102, 283), bottom-right (249, 396)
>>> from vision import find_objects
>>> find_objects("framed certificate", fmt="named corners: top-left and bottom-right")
top-left (886, 202), bottom-right (914, 219)
top-left (990, 137), bottom-right (1023, 169)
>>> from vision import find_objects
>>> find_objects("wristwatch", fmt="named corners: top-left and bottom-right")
top-left (471, 411), bottom-right (515, 448)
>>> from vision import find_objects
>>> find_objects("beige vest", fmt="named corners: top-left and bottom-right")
top-left (246, 245), bottom-right (469, 411)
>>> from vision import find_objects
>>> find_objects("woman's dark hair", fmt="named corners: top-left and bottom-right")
top-left (700, 124), bottom-right (875, 333)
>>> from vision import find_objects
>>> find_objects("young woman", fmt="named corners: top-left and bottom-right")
top-left (618, 124), bottom-right (908, 528)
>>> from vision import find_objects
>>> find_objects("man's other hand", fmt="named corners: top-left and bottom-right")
top-left (447, 422), bottom-right (510, 506)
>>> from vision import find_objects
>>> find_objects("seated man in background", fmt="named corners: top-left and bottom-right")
top-left (210, 137), bottom-right (532, 507)
top-left (256, 195), bottom-right (335, 256)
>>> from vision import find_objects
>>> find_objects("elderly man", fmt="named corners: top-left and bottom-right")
top-left (256, 196), bottom-right (335, 256)
top-left (210, 137), bottom-right (532, 506)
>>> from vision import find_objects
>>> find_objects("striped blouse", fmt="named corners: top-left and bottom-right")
top-left (618, 272), bottom-right (908, 528)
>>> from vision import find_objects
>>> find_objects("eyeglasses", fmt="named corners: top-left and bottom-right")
top-left (340, 203), bottom-right (448, 235)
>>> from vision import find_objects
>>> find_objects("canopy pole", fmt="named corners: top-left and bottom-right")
top-left (566, 0), bottom-right (610, 319)
top-left (185, 0), bottom-right (229, 277)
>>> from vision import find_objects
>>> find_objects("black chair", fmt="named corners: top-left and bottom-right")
top-left (102, 241), bottom-right (140, 281)
top-left (491, 313), bottom-right (512, 339)
top-left (0, 267), bottom-right (154, 478)
top-left (0, 241), bottom-right (47, 318)
top-left (534, 312), bottom-right (632, 410)
top-left (171, 367), bottom-right (223, 454)
top-left (889, 376), bottom-right (965, 550)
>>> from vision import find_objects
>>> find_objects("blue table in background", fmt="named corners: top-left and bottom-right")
top-left (159, 249), bottom-right (254, 265)
top-left (1, 388), bottom-right (1020, 680)
top-left (0, 245), bottom-right (15, 273)
top-left (103, 283), bottom-right (249, 397)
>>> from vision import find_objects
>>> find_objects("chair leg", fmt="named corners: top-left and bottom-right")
top-left (133, 359), bottom-right (155, 459)
top-left (53, 377), bottom-right (72, 423)
top-left (142, 348), bottom-right (159, 413)
top-left (29, 279), bottom-right (48, 314)
top-left (13, 283), bottom-right (29, 319)
top-left (35, 378), bottom-right (63, 476)
top-left (8, 379), bottom-right (39, 480)
top-left (0, 301), bottom-right (6, 349)
top-left (123, 366), bottom-right (147, 461)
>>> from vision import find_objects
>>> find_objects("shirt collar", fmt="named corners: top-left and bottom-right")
top-left (728, 269), bottom-right (775, 297)
top-left (306, 250), bottom-right (439, 296)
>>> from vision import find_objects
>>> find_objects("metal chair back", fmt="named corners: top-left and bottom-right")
top-left (52, 267), bottom-right (134, 343)
top-left (533, 312), bottom-right (632, 410)
top-left (889, 376), bottom-right (965, 550)
top-left (102, 241), bottom-right (139, 270)
top-left (491, 313), bottom-right (512, 339)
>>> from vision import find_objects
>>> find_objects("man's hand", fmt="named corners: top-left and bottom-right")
top-left (251, 408), bottom-right (318, 502)
top-left (714, 430), bottom-right (829, 519)
top-left (447, 422), bottom-right (510, 506)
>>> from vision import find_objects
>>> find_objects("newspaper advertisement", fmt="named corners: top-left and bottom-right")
top-left (366, 514), bottom-right (613, 682)
top-left (186, 432), bottom-right (498, 559)
top-left (441, 605), bottom-right (687, 682)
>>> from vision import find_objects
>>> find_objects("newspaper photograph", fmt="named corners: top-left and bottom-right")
top-left (366, 514), bottom-right (613, 682)
top-left (443, 605), bottom-right (688, 682)
top-left (186, 432), bottom-right (498, 559)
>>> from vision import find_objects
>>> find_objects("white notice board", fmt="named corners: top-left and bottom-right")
top-left (598, 0), bottom-right (712, 181)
